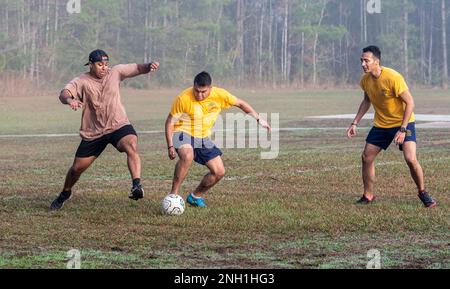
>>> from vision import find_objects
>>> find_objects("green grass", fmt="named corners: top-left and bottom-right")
top-left (0, 88), bottom-right (449, 268)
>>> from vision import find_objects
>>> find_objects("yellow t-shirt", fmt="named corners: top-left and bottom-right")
top-left (170, 87), bottom-right (238, 138)
top-left (360, 67), bottom-right (415, 128)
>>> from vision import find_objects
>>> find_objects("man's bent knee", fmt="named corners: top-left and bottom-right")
top-left (123, 140), bottom-right (138, 154)
top-left (212, 167), bottom-right (225, 180)
top-left (179, 155), bottom-right (194, 166)
top-left (71, 157), bottom-right (95, 175)
top-left (177, 147), bottom-right (194, 162)
top-left (405, 156), bottom-right (418, 167)
top-left (362, 153), bottom-right (375, 164)
top-left (70, 165), bottom-right (85, 176)
top-left (117, 134), bottom-right (138, 153)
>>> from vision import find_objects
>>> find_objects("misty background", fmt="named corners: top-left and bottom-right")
top-left (0, 0), bottom-right (449, 92)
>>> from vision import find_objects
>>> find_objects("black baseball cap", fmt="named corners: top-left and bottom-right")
top-left (84, 49), bottom-right (109, 66)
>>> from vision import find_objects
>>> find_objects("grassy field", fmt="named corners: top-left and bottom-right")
top-left (0, 88), bottom-right (449, 269)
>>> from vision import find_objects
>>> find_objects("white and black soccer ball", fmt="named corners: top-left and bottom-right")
top-left (162, 194), bottom-right (185, 215)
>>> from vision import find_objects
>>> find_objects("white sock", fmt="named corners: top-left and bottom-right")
top-left (191, 193), bottom-right (201, 199)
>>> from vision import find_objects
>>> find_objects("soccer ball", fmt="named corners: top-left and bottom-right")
top-left (162, 194), bottom-right (185, 215)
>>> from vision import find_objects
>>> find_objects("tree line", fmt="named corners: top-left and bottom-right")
top-left (0, 0), bottom-right (449, 89)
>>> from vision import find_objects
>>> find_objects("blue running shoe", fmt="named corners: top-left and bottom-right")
top-left (186, 193), bottom-right (206, 207)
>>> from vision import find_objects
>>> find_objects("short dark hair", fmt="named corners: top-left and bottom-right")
top-left (363, 45), bottom-right (381, 61)
top-left (194, 71), bottom-right (212, 87)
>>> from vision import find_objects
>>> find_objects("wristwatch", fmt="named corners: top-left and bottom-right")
top-left (399, 126), bottom-right (407, 133)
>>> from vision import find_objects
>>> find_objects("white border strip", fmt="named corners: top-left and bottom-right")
top-left (0, 128), bottom-right (368, 138)
top-left (1, 124), bottom-right (450, 139)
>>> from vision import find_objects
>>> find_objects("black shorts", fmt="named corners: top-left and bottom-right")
top-left (366, 122), bottom-right (416, 151)
top-left (173, 132), bottom-right (222, 165)
top-left (75, 125), bottom-right (137, 158)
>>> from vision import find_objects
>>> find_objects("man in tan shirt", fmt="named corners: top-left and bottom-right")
top-left (50, 49), bottom-right (159, 210)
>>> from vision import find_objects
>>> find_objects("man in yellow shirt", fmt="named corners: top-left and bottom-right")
top-left (165, 71), bottom-right (271, 207)
top-left (347, 46), bottom-right (436, 208)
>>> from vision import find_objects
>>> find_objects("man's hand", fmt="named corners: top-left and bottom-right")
top-left (394, 131), bottom-right (406, 145)
top-left (233, 99), bottom-right (272, 132)
top-left (69, 99), bottom-right (83, 111)
top-left (347, 124), bottom-right (357, 138)
top-left (258, 118), bottom-right (272, 132)
top-left (168, 146), bottom-right (176, 160)
top-left (149, 62), bottom-right (159, 72)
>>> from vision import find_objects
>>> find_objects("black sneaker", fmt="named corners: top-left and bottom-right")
top-left (418, 191), bottom-right (437, 208)
top-left (356, 195), bottom-right (376, 204)
top-left (129, 185), bottom-right (144, 200)
top-left (50, 190), bottom-right (72, 210)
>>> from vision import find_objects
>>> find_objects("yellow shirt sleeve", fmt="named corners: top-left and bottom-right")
top-left (63, 76), bottom-right (83, 101)
top-left (392, 74), bottom-right (409, 97)
top-left (217, 88), bottom-right (238, 109)
top-left (170, 95), bottom-right (185, 118)
top-left (359, 76), bottom-right (366, 91)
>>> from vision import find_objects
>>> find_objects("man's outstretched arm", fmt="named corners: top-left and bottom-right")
top-left (119, 61), bottom-right (160, 80)
top-left (137, 62), bottom-right (160, 74)
top-left (233, 99), bottom-right (271, 132)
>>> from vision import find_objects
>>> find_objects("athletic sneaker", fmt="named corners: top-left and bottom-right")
top-left (356, 195), bottom-right (376, 204)
top-left (418, 191), bottom-right (437, 208)
top-left (186, 193), bottom-right (206, 207)
top-left (50, 190), bottom-right (72, 210)
top-left (129, 185), bottom-right (144, 200)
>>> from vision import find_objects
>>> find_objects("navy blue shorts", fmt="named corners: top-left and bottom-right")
top-left (366, 122), bottom-right (416, 151)
top-left (173, 132), bottom-right (222, 165)
top-left (75, 124), bottom-right (137, 158)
